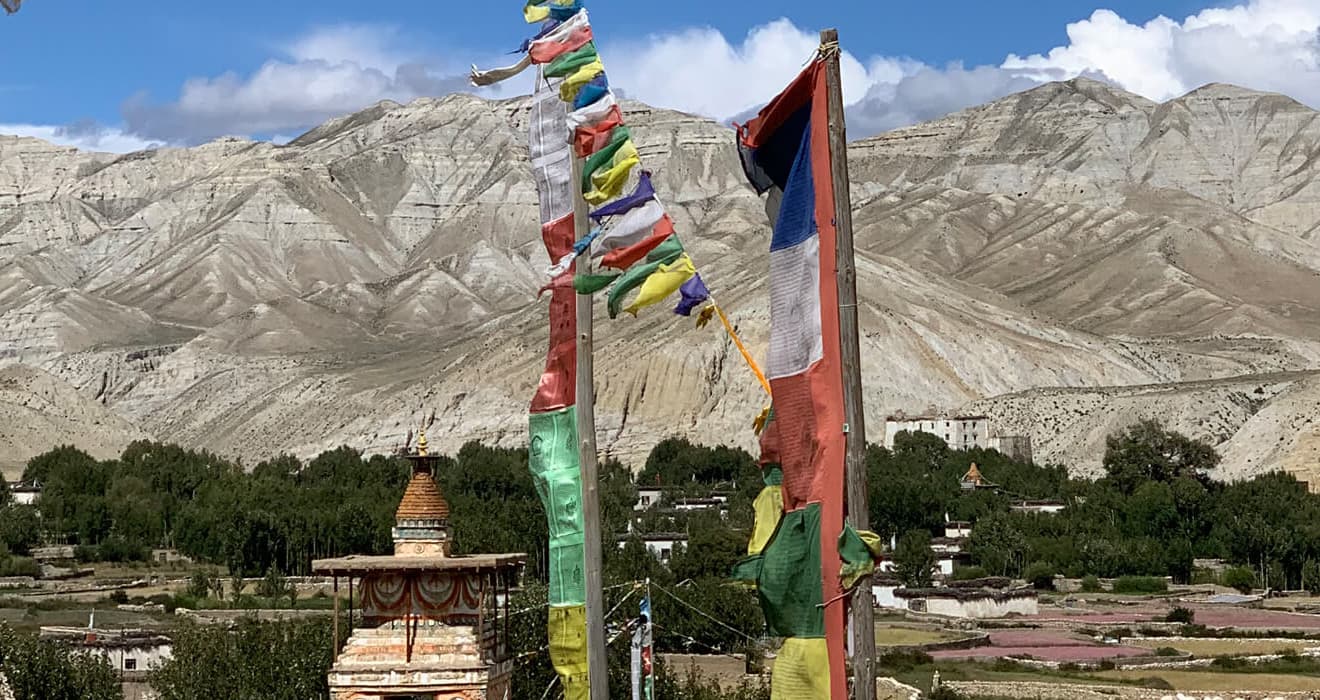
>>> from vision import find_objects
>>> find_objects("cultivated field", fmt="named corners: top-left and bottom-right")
top-left (1127, 637), bottom-right (1320, 657)
top-left (1097, 669), bottom-right (1320, 692)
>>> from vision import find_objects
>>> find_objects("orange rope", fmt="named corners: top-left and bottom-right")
top-left (714, 304), bottom-right (771, 396)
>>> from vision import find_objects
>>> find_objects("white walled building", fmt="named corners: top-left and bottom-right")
top-left (7, 481), bottom-right (40, 506)
top-left (895, 588), bottom-right (1038, 619)
top-left (883, 414), bottom-right (991, 451)
top-left (617, 533), bottom-right (688, 564)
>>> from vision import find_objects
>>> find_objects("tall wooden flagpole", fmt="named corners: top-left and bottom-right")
top-left (821, 28), bottom-right (876, 700)
top-left (573, 154), bottom-right (610, 700)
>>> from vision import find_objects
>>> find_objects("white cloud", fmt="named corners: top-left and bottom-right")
top-left (121, 24), bottom-right (522, 144)
top-left (603, 19), bottom-right (912, 122)
top-left (1005, 0), bottom-right (1320, 104)
top-left (0, 122), bottom-right (159, 153)
top-left (75, 1), bottom-right (1320, 148)
top-left (605, 1), bottom-right (1320, 138)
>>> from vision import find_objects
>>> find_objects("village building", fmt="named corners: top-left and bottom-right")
top-left (616, 532), bottom-right (688, 564)
top-left (39, 625), bottom-right (171, 700)
top-left (895, 586), bottom-right (1038, 619)
top-left (987, 435), bottom-right (1033, 464)
top-left (871, 573), bottom-right (903, 611)
top-left (881, 413), bottom-right (1033, 462)
top-left (312, 432), bottom-right (524, 700)
top-left (1010, 499), bottom-right (1066, 515)
top-left (7, 480), bottom-right (40, 506)
top-left (883, 413), bottom-right (991, 451)
top-left (944, 521), bottom-right (972, 539)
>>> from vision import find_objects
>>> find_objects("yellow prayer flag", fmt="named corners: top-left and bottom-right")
top-left (771, 638), bottom-right (831, 700)
top-left (549, 604), bottom-right (590, 700)
top-left (747, 484), bottom-right (784, 556)
top-left (584, 141), bottom-right (639, 205)
top-left (524, 4), bottom-right (551, 22)
top-left (623, 253), bottom-right (695, 316)
top-left (559, 59), bottom-right (604, 103)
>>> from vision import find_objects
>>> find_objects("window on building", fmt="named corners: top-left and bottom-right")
top-left (124, 658), bottom-right (137, 671)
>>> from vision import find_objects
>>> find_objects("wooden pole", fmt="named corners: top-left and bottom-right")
top-left (573, 153), bottom-right (609, 700)
top-left (821, 28), bottom-right (876, 700)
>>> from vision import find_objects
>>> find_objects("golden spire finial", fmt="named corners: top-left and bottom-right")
top-left (417, 428), bottom-right (429, 457)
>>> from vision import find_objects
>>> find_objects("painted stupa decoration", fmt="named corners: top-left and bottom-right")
top-left (393, 430), bottom-right (453, 557)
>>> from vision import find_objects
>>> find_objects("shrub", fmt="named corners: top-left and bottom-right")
top-left (1164, 606), bottom-right (1194, 623)
top-left (1112, 576), bottom-right (1167, 594)
top-left (951, 565), bottom-right (988, 581)
top-left (1097, 659), bottom-right (1116, 671)
top-left (1154, 646), bottom-right (1181, 657)
top-left (1137, 676), bottom-right (1174, 690)
top-left (0, 556), bottom-right (39, 578)
top-left (1108, 627), bottom-right (1133, 640)
top-left (1221, 566), bottom-right (1256, 594)
top-left (1024, 561), bottom-right (1056, 590)
top-left (107, 590), bottom-right (129, 605)
top-left (1080, 574), bottom-right (1103, 592)
top-left (1211, 655), bottom-right (1244, 669)
top-left (877, 649), bottom-right (933, 672)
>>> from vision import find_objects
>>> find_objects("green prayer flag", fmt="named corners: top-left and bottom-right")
top-left (573, 272), bottom-right (619, 295)
top-left (605, 236), bottom-right (683, 318)
top-left (581, 126), bottom-right (631, 191)
top-left (545, 43), bottom-right (598, 78)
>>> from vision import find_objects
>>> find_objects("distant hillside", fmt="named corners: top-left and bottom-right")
top-left (4, 79), bottom-right (1320, 480)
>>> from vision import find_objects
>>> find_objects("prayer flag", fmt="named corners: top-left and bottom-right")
top-left (545, 43), bottom-right (598, 78)
top-left (573, 74), bottom-right (610, 110)
top-left (736, 60), bottom-right (847, 700)
top-left (624, 253), bottom-right (695, 316)
top-left (591, 170), bottom-right (655, 222)
top-left (600, 215), bottom-right (674, 270)
top-left (567, 92), bottom-right (618, 131)
top-left (574, 105), bottom-right (624, 158)
top-left (529, 11), bottom-right (593, 63)
top-left (560, 59), bottom-right (605, 102)
top-left (593, 199), bottom-right (665, 255)
top-left (674, 273), bottom-right (710, 316)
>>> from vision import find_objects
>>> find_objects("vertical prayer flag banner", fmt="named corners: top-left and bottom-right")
top-left (528, 63), bottom-right (590, 700)
top-left (735, 61), bottom-right (848, 700)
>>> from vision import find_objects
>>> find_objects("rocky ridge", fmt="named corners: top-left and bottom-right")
top-left (3, 79), bottom-right (1320, 480)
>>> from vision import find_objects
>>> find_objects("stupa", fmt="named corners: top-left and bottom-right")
top-left (313, 431), bottom-right (525, 700)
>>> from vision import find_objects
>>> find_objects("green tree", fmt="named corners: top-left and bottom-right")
top-left (0, 504), bottom-right (40, 555)
top-left (0, 625), bottom-right (121, 700)
top-left (1024, 561), bottom-right (1056, 590)
top-left (670, 512), bottom-right (745, 583)
top-left (969, 514), bottom-right (1027, 577)
top-left (1102, 420), bottom-right (1218, 494)
top-left (893, 529), bottom-right (936, 588)
top-left (150, 618), bottom-right (334, 700)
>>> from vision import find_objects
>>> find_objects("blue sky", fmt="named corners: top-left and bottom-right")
top-left (1, 0), bottom-right (1315, 150)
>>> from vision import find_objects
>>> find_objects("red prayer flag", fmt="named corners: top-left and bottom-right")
top-left (573, 105), bottom-right (624, 158)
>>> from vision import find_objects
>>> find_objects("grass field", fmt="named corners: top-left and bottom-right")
top-left (0, 606), bottom-right (169, 633)
top-left (1127, 637), bottom-right (1320, 657)
top-left (875, 625), bottom-right (966, 646)
top-left (1097, 669), bottom-right (1320, 692)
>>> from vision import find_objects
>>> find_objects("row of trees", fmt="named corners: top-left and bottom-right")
top-left (875, 421), bottom-right (1320, 590)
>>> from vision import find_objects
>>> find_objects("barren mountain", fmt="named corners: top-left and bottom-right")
top-left (3, 78), bottom-right (1320, 481)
